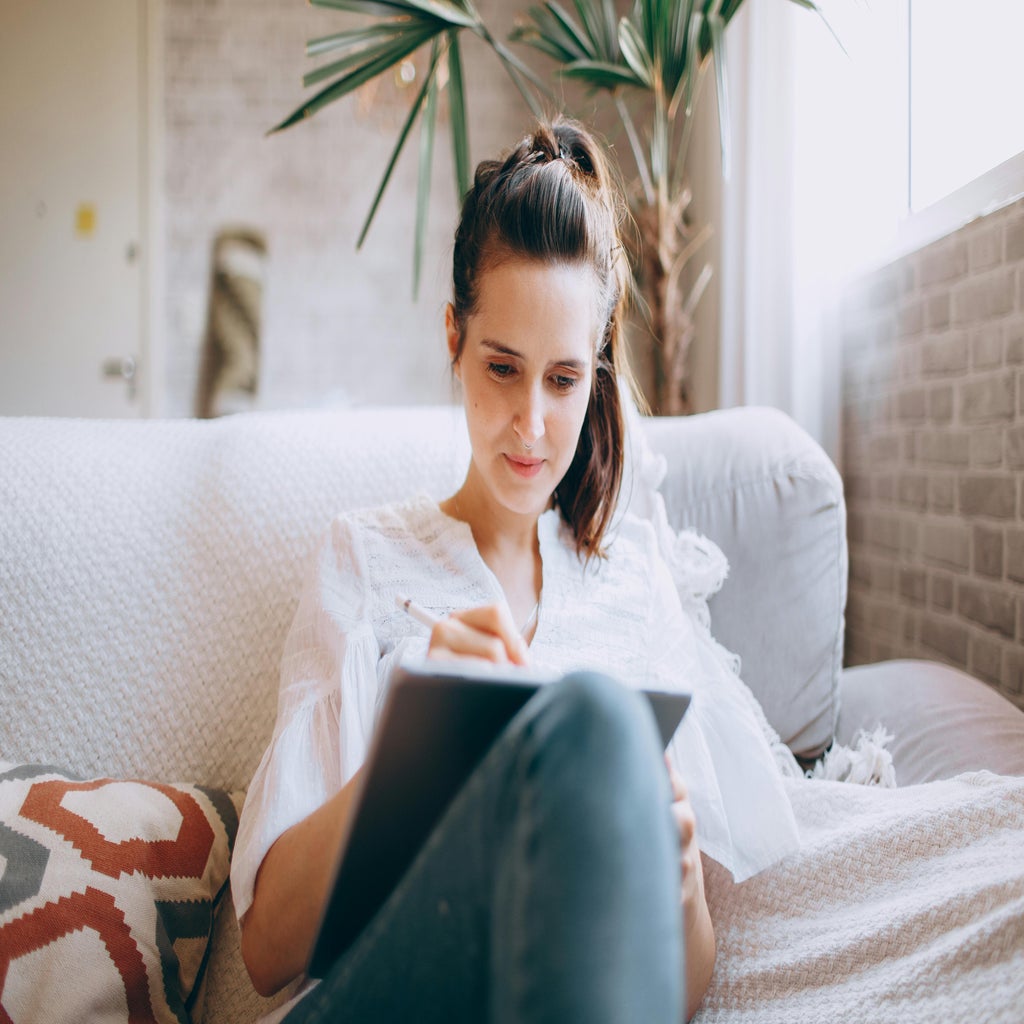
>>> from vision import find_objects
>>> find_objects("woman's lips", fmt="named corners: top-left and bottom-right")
top-left (505, 454), bottom-right (544, 478)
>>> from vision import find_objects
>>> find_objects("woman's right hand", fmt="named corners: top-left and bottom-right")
top-left (428, 603), bottom-right (529, 666)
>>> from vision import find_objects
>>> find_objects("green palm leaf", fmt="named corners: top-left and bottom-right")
top-left (617, 17), bottom-right (654, 89)
top-left (543, 2), bottom-right (595, 59)
top-left (668, 8), bottom-right (701, 121)
top-left (571, 0), bottom-right (616, 61)
top-left (661, 0), bottom-right (692, 96)
top-left (486, 34), bottom-right (550, 117)
top-left (707, 10), bottom-right (730, 180)
top-left (311, 0), bottom-right (411, 14)
top-left (307, 23), bottom-right (406, 59)
top-left (513, 1), bottom-right (622, 69)
top-left (356, 39), bottom-right (444, 248)
top-left (312, 0), bottom-right (479, 30)
top-left (271, 21), bottom-right (438, 133)
top-left (446, 31), bottom-right (471, 203)
top-left (633, 0), bottom-right (661, 69)
top-left (513, 30), bottom-right (574, 64)
top-left (303, 23), bottom-right (432, 88)
top-left (414, 38), bottom-right (442, 297)
top-left (511, 6), bottom-right (584, 65)
top-left (559, 59), bottom-right (644, 91)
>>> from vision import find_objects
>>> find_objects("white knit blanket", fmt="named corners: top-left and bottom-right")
top-left (696, 771), bottom-right (1024, 1023)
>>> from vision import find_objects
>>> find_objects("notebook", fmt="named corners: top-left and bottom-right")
top-left (307, 661), bottom-right (691, 978)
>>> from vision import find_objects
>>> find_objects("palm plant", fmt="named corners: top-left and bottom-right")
top-left (272, 0), bottom-right (824, 413)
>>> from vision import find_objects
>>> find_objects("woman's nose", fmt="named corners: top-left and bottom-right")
top-left (515, 385), bottom-right (545, 446)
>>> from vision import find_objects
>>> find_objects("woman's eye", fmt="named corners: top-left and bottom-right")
top-left (487, 362), bottom-right (516, 379)
top-left (551, 374), bottom-right (578, 392)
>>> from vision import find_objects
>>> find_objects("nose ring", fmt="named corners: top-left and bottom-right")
top-left (524, 441), bottom-right (533, 451)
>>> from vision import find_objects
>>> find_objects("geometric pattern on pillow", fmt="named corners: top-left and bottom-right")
top-left (0, 763), bottom-right (238, 1024)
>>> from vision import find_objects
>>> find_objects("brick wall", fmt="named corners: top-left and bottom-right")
top-left (841, 197), bottom-right (1024, 710)
top-left (162, 0), bottom-right (525, 417)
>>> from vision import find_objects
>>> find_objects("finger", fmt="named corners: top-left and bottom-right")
top-left (452, 603), bottom-right (510, 629)
top-left (451, 604), bottom-right (529, 666)
top-left (429, 618), bottom-right (510, 664)
top-left (664, 754), bottom-right (687, 802)
top-left (671, 803), bottom-right (696, 847)
top-left (680, 851), bottom-right (700, 905)
top-left (427, 647), bottom-right (502, 667)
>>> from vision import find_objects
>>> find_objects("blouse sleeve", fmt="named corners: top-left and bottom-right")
top-left (643, 532), bottom-right (802, 883)
top-left (230, 515), bottom-right (381, 922)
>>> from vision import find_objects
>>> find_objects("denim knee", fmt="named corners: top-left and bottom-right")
top-left (492, 672), bottom-right (683, 1024)
top-left (526, 671), bottom-right (666, 800)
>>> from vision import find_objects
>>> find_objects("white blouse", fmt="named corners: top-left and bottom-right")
top-left (232, 495), bottom-right (801, 950)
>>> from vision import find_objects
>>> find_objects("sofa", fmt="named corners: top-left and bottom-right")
top-left (1, 404), bottom-right (1022, 1023)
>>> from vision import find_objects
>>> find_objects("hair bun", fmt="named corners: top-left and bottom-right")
top-left (527, 126), bottom-right (560, 164)
top-left (522, 123), bottom-right (600, 181)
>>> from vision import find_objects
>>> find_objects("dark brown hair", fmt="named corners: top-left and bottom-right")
top-left (450, 117), bottom-right (635, 558)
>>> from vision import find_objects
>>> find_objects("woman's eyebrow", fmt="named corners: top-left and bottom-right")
top-left (480, 339), bottom-right (586, 371)
top-left (481, 339), bottom-right (522, 358)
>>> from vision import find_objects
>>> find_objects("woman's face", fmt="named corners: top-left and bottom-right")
top-left (449, 257), bottom-right (600, 522)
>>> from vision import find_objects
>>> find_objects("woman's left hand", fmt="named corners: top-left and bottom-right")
top-left (666, 753), bottom-right (717, 1020)
top-left (665, 754), bottom-right (702, 913)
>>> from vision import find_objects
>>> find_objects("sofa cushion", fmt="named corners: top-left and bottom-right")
top-left (0, 763), bottom-right (238, 1022)
top-left (0, 408), bottom-right (472, 792)
top-left (836, 660), bottom-right (1024, 785)
top-left (644, 407), bottom-right (847, 757)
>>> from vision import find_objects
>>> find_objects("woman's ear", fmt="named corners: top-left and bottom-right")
top-left (445, 304), bottom-right (461, 379)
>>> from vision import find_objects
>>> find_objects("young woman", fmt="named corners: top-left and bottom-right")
top-left (232, 117), bottom-right (799, 1023)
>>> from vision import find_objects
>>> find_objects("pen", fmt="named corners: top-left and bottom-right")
top-left (395, 593), bottom-right (440, 630)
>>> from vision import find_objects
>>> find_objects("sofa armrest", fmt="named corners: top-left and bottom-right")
top-left (641, 407), bottom-right (847, 758)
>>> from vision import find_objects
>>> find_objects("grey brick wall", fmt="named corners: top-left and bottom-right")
top-left (162, 0), bottom-right (525, 417)
top-left (841, 197), bottom-right (1024, 710)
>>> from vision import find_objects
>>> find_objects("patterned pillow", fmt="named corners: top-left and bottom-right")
top-left (0, 762), bottom-right (238, 1023)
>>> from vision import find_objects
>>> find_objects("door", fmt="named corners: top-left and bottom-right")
top-left (0, 0), bottom-right (146, 417)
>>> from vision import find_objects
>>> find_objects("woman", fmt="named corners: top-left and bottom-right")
top-left (232, 118), bottom-right (799, 1023)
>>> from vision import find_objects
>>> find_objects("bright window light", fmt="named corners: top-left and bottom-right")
top-left (909, 0), bottom-right (1024, 212)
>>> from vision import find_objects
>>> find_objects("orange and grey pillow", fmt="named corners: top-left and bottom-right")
top-left (0, 762), bottom-right (238, 1023)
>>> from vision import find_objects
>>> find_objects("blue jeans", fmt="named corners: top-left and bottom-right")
top-left (283, 671), bottom-right (684, 1023)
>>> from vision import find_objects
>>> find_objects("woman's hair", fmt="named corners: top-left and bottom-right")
top-left (450, 117), bottom-right (636, 559)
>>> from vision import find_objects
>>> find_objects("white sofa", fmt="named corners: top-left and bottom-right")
top-left (2, 405), bottom-right (1022, 1022)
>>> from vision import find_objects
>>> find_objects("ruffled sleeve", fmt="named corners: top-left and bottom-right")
top-left (645, 538), bottom-right (802, 882)
top-left (231, 516), bottom-right (382, 922)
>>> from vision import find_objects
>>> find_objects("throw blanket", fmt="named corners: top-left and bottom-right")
top-left (697, 771), bottom-right (1024, 1023)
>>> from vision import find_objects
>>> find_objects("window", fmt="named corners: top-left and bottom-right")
top-left (909, 0), bottom-right (1024, 212)
top-left (899, 0), bottom-right (1024, 249)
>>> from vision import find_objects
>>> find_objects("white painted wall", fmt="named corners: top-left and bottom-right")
top-left (161, 0), bottom-right (527, 417)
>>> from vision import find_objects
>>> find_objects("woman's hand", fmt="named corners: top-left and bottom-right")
top-left (427, 603), bottom-right (529, 666)
top-left (665, 754), bottom-right (702, 913)
top-left (665, 754), bottom-right (717, 1020)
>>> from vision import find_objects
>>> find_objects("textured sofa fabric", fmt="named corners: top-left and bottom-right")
top-left (0, 408), bottom-right (469, 790)
top-left (0, 404), bottom-right (862, 1020)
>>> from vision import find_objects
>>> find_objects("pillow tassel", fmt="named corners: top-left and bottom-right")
top-left (807, 726), bottom-right (897, 787)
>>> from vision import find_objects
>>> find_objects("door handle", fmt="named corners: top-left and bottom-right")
top-left (102, 355), bottom-right (138, 401)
